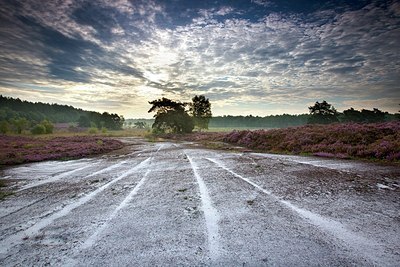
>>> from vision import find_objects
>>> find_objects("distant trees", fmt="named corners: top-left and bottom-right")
top-left (209, 114), bottom-right (309, 128)
top-left (0, 120), bottom-right (10, 134)
top-left (11, 117), bottom-right (29, 134)
top-left (0, 95), bottom-right (124, 133)
top-left (307, 101), bottom-right (394, 125)
top-left (342, 108), bottom-right (386, 123)
top-left (308, 101), bottom-right (339, 124)
top-left (134, 121), bottom-right (148, 129)
top-left (190, 95), bottom-right (212, 131)
top-left (78, 115), bottom-right (91, 127)
top-left (148, 98), bottom-right (194, 133)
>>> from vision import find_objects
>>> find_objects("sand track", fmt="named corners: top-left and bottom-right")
top-left (0, 138), bottom-right (399, 266)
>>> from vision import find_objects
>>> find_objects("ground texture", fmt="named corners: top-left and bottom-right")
top-left (0, 138), bottom-right (399, 266)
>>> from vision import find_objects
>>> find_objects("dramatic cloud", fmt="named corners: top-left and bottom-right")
top-left (0, 0), bottom-right (399, 117)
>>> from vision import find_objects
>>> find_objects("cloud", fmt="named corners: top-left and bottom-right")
top-left (0, 0), bottom-right (399, 118)
top-left (251, 0), bottom-right (272, 7)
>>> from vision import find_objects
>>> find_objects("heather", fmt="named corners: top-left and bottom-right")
top-left (0, 135), bottom-right (124, 166)
top-left (223, 122), bottom-right (400, 161)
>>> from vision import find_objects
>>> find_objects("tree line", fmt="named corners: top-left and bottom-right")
top-left (147, 98), bottom-right (398, 132)
top-left (307, 100), bottom-right (398, 124)
top-left (0, 95), bottom-right (124, 134)
top-left (209, 114), bottom-right (309, 128)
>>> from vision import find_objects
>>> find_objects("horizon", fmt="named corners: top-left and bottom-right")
top-left (0, 0), bottom-right (399, 118)
top-left (2, 94), bottom-right (398, 121)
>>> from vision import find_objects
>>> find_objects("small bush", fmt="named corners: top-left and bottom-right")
top-left (31, 124), bottom-right (46, 135)
top-left (88, 127), bottom-right (98, 134)
top-left (0, 120), bottom-right (10, 134)
top-left (41, 120), bottom-right (54, 134)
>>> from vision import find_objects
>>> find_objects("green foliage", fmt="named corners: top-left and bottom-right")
top-left (190, 95), bottom-right (212, 131)
top-left (152, 109), bottom-right (194, 134)
top-left (209, 114), bottom-right (310, 128)
top-left (78, 115), bottom-right (91, 127)
top-left (0, 95), bottom-right (124, 131)
top-left (101, 127), bottom-right (107, 133)
top-left (148, 98), bottom-right (194, 133)
top-left (0, 120), bottom-right (10, 134)
top-left (31, 124), bottom-right (46, 135)
top-left (11, 117), bottom-right (29, 134)
top-left (308, 100), bottom-right (339, 124)
top-left (134, 121), bottom-right (148, 129)
top-left (341, 108), bottom-right (363, 122)
top-left (88, 127), bottom-right (98, 134)
top-left (41, 120), bottom-right (54, 134)
top-left (342, 107), bottom-right (386, 123)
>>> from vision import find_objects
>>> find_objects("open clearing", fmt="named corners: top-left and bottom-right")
top-left (0, 138), bottom-right (399, 266)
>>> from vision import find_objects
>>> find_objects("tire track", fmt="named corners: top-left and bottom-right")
top-left (186, 153), bottom-right (221, 263)
top-left (0, 157), bottom-right (152, 256)
top-left (0, 160), bottom-right (128, 222)
top-left (68, 144), bottom-right (164, 255)
top-left (16, 165), bottom-right (92, 193)
top-left (80, 169), bottom-right (151, 250)
top-left (207, 157), bottom-right (389, 266)
top-left (1, 145), bottom-right (163, 221)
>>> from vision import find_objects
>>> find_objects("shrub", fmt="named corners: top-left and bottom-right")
top-left (88, 127), bottom-right (98, 134)
top-left (41, 120), bottom-right (54, 134)
top-left (0, 120), bottom-right (10, 134)
top-left (31, 124), bottom-right (46, 135)
top-left (223, 122), bottom-right (400, 161)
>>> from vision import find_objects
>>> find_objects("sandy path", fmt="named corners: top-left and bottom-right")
top-left (0, 138), bottom-right (399, 266)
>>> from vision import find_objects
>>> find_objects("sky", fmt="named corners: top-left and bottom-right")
top-left (0, 0), bottom-right (399, 118)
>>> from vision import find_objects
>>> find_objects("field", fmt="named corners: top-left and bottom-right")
top-left (1, 122), bottom-right (399, 169)
top-left (0, 135), bottom-right (125, 166)
top-left (164, 121), bottom-right (400, 162)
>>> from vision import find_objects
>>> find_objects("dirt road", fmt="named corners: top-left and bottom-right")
top-left (0, 138), bottom-right (399, 266)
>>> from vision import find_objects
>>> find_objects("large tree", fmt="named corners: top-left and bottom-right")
top-left (308, 100), bottom-right (339, 124)
top-left (189, 95), bottom-right (212, 131)
top-left (148, 98), bottom-right (194, 133)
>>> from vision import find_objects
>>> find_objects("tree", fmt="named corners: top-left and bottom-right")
top-left (41, 119), bottom-right (54, 134)
top-left (0, 120), bottom-right (10, 134)
top-left (360, 108), bottom-right (385, 123)
top-left (134, 121), bottom-right (147, 129)
top-left (31, 124), bottom-right (46, 135)
top-left (342, 108), bottom-right (363, 122)
top-left (342, 107), bottom-right (386, 123)
top-left (11, 117), bottom-right (29, 134)
top-left (308, 100), bottom-right (339, 124)
top-left (189, 95), bottom-right (212, 131)
top-left (148, 98), bottom-right (194, 133)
